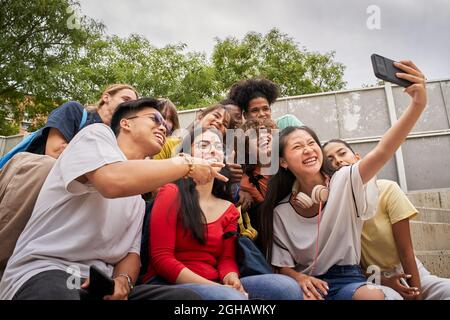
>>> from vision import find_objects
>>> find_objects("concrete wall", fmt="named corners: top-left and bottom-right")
top-left (0, 134), bottom-right (24, 157)
top-left (176, 79), bottom-right (450, 192)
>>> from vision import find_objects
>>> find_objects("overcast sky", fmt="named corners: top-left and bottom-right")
top-left (78, 0), bottom-right (450, 90)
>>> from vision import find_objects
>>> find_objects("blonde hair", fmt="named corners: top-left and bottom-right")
top-left (85, 84), bottom-right (139, 112)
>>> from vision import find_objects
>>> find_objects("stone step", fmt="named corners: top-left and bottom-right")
top-left (415, 250), bottom-right (450, 278)
top-left (407, 189), bottom-right (450, 210)
top-left (410, 221), bottom-right (450, 251)
top-left (415, 207), bottom-right (450, 223)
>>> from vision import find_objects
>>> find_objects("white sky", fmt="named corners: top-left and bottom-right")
top-left (78, 0), bottom-right (450, 89)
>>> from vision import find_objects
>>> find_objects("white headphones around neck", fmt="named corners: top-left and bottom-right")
top-left (292, 179), bottom-right (329, 209)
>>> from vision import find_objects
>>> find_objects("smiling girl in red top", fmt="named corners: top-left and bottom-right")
top-left (143, 127), bottom-right (303, 300)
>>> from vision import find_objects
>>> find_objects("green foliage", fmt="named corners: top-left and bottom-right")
top-left (0, 0), bottom-right (103, 134)
top-left (0, 2), bottom-right (347, 136)
top-left (212, 28), bottom-right (346, 96)
top-left (0, 108), bottom-right (19, 136)
top-left (57, 34), bottom-right (222, 109)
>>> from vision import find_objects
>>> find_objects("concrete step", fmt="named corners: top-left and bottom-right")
top-left (410, 221), bottom-right (450, 251)
top-left (415, 250), bottom-right (450, 278)
top-left (407, 189), bottom-right (450, 210)
top-left (415, 207), bottom-right (450, 223)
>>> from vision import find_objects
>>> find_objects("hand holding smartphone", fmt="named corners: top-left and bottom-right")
top-left (87, 265), bottom-right (115, 299)
top-left (371, 54), bottom-right (413, 87)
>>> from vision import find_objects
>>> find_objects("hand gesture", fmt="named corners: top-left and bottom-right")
top-left (103, 276), bottom-right (130, 300)
top-left (188, 157), bottom-right (228, 184)
top-left (296, 273), bottom-right (329, 300)
top-left (381, 274), bottom-right (421, 300)
top-left (237, 190), bottom-right (254, 212)
top-left (395, 60), bottom-right (427, 107)
top-left (227, 163), bottom-right (244, 184)
top-left (223, 272), bottom-right (248, 296)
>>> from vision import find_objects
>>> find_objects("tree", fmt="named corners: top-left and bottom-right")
top-left (0, 0), bottom-right (103, 133)
top-left (212, 28), bottom-right (346, 96)
top-left (0, 108), bottom-right (19, 136)
top-left (1, 4), bottom-right (348, 135)
top-left (57, 34), bottom-right (220, 110)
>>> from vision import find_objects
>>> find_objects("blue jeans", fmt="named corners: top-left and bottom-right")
top-left (147, 274), bottom-right (302, 300)
top-left (240, 274), bottom-right (302, 300)
top-left (316, 265), bottom-right (371, 300)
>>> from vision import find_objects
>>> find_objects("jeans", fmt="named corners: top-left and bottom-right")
top-left (241, 274), bottom-right (303, 300)
top-left (13, 270), bottom-right (202, 300)
top-left (147, 274), bottom-right (303, 300)
top-left (316, 265), bottom-right (372, 300)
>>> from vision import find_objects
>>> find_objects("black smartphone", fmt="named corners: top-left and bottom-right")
top-left (87, 265), bottom-right (115, 299)
top-left (371, 54), bottom-right (413, 87)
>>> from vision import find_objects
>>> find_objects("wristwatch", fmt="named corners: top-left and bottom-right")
top-left (114, 273), bottom-right (134, 291)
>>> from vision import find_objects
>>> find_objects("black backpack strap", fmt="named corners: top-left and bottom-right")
top-left (223, 231), bottom-right (240, 239)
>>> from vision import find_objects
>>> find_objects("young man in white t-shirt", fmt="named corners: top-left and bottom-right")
top-left (0, 98), bottom-right (227, 300)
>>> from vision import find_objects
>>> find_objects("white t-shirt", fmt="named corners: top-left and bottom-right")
top-left (0, 124), bottom-right (145, 300)
top-left (271, 162), bottom-right (378, 276)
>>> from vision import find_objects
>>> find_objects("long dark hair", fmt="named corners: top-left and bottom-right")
top-left (175, 127), bottom-right (232, 244)
top-left (322, 139), bottom-right (355, 154)
top-left (158, 98), bottom-right (180, 132)
top-left (259, 126), bottom-right (331, 261)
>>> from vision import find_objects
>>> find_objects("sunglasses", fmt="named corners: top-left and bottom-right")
top-left (126, 112), bottom-right (170, 133)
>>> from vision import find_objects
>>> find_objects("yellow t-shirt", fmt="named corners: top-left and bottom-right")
top-left (360, 179), bottom-right (418, 272)
top-left (152, 136), bottom-right (182, 160)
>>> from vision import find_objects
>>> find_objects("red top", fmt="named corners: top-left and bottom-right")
top-left (142, 183), bottom-right (239, 284)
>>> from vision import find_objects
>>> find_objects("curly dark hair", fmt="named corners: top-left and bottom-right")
top-left (219, 98), bottom-right (237, 106)
top-left (228, 78), bottom-right (280, 113)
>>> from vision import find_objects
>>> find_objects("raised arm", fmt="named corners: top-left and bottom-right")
top-left (359, 60), bottom-right (427, 184)
top-left (83, 156), bottom-right (227, 198)
top-left (45, 128), bottom-right (68, 159)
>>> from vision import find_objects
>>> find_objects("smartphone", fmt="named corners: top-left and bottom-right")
top-left (371, 54), bottom-right (413, 87)
top-left (399, 277), bottom-right (410, 288)
top-left (88, 265), bottom-right (115, 299)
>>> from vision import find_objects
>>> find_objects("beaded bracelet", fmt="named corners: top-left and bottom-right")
top-left (179, 153), bottom-right (195, 179)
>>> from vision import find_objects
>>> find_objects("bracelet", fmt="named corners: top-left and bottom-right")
top-left (114, 273), bottom-right (134, 291)
top-left (179, 153), bottom-right (195, 179)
